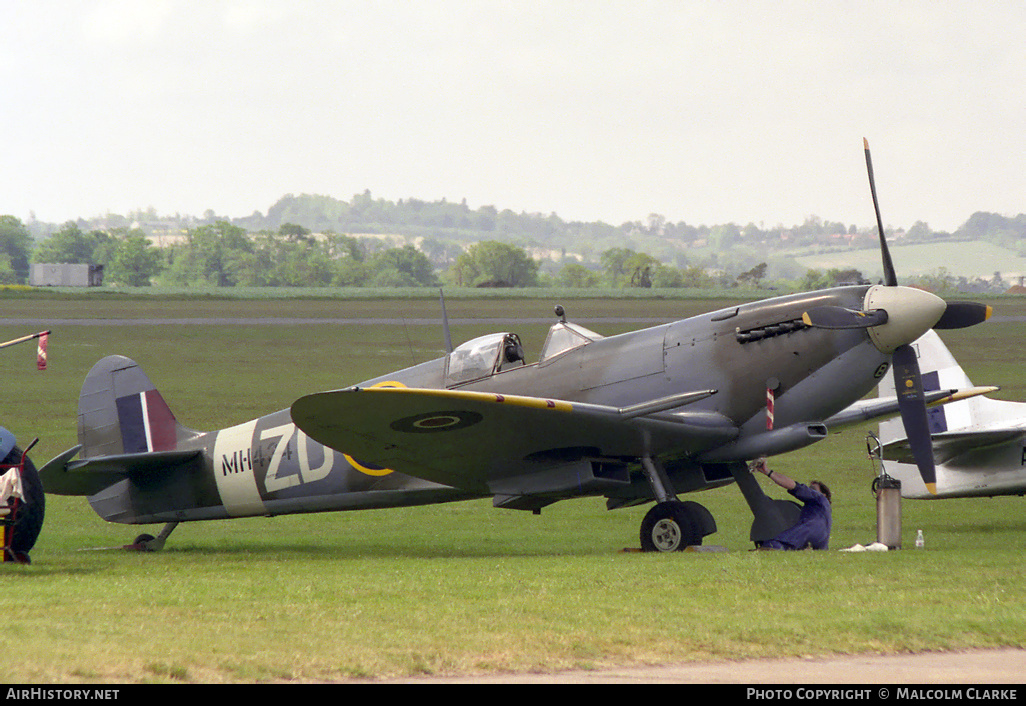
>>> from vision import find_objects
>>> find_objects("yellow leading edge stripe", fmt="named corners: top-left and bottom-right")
top-left (365, 386), bottom-right (575, 413)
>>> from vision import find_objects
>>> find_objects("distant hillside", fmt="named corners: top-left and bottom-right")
top-left (794, 241), bottom-right (1026, 284)
top-left (21, 191), bottom-right (1026, 284)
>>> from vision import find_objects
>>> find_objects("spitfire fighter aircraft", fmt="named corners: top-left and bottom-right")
top-left (40, 141), bottom-right (994, 552)
top-left (874, 329), bottom-right (1026, 499)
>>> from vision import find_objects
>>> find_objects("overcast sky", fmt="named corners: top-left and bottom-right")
top-left (3, 1), bottom-right (1024, 233)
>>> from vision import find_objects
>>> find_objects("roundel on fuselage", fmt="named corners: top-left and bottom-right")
top-left (344, 380), bottom-right (407, 477)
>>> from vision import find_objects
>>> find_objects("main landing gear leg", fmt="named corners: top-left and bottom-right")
top-left (638, 457), bottom-right (716, 552)
top-left (728, 463), bottom-right (801, 546)
top-left (125, 521), bottom-right (179, 552)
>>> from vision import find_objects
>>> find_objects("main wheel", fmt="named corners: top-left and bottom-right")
top-left (640, 501), bottom-right (704, 552)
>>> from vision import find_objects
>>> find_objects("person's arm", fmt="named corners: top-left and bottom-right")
top-left (751, 458), bottom-right (796, 491)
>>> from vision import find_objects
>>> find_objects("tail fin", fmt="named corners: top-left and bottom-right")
top-left (879, 330), bottom-right (969, 446)
top-left (878, 331), bottom-right (1025, 497)
top-left (880, 330), bottom-right (1017, 443)
top-left (78, 355), bottom-right (199, 458)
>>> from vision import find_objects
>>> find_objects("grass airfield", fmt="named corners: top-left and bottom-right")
top-left (1, 292), bottom-right (1025, 683)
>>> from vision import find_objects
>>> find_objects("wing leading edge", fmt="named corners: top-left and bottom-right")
top-left (823, 386), bottom-right (998, 429)
top-left (290, 386), bottom-right (734, 494)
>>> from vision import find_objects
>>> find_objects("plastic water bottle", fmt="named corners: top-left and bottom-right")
top-left (915, 529), bottom-right (924, 548)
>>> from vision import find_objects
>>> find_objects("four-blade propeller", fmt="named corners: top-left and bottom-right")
top-left (802, 139), bottom-right (992, 494)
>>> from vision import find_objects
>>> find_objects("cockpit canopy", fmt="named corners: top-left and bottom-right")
top-left (443, 318), bottom-right (603, 387)
top-left (538, 321), bottom-right (603, 363)
top-left (446, 332), bottom-right (525, 386)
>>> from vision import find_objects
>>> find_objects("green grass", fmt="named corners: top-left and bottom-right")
top-left (1, 293), bottom-right (1025, 682)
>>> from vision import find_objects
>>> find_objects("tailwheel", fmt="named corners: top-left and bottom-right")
top-left (640, 500), bottom-right (716, 552)
top-left (124, 522), bottom-right (179, 552)
top-left (128, 534), bottom-right (156, 551)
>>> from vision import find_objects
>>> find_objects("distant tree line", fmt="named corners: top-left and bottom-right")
top-left (0, 215), bottom-right (33, 284)
top-left (0, 218), bottom-right (889, 292)
top-left (5, 198), bottom-right (1026, 291)
top-left (230, 193), bottom-right (1026, 255)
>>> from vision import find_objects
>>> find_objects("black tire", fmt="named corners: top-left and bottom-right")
top-left (131, 533), bottom-right (156, 551)
top-left (4, 445), bottom-right (44, 557)
top-left (640, 500), bottom-right (703, 552)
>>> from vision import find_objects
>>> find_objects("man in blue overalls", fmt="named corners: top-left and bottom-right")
top-left (751, 458), bottom-right (832, 550)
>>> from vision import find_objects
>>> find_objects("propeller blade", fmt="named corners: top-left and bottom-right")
top-left (933, 301), bottom-right (993, 330)
top-left (864, 138), bottom-right (898, 287)
top-left (891, 343), bottom-right (937, 494)
top-left (802, 306), bottom-right (888, 329)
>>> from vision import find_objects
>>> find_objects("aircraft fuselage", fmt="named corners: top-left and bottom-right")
top-left (83, 285), bottom-right (894, 525)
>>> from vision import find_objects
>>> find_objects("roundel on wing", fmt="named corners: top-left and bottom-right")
top-left (344, 380), bottom-right (407, 477)
top-left (390, 410), bottom-right (483, 434)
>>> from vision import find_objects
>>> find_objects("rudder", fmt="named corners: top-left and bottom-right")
top-left (78, 355), bottom-right (198, 458)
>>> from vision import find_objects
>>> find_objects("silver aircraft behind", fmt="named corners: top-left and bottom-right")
top-left (39, 141), bottom-right (994, 552)
top-left (875, 329), bottom-right (1026, 499)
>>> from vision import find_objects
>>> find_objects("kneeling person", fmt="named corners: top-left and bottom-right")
top-left (751, 458), bottom-right (832, 550)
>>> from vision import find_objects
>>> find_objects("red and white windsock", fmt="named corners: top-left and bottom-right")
top-left (0, 330), bottom-right (50, 370)
top-left (36, 332), bottom-right (48, 371)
